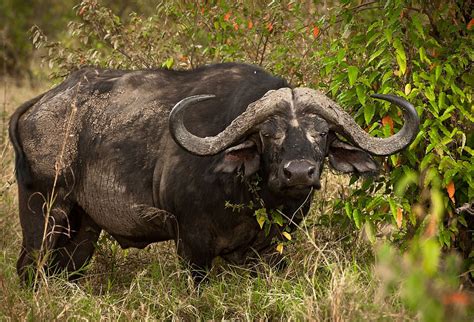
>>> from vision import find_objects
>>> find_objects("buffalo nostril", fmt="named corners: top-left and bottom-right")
top-left (308, 166), bottom-right (315, 178)
top-left (283, 167), bottom-right (292, 179)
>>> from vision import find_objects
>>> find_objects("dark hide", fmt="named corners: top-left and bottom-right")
top-left (9, 62), bottom-right (377, 285)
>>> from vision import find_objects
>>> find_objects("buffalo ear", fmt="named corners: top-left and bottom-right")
top-left (328, 138), bottom-right (379, 174)
top-left (214, 140), bottom-right (260, 176)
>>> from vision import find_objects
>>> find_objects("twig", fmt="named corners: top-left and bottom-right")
top-left (258, 14), bottom-right (278, 66)
top-left (1, 27), bottom-right (7, 143)
top-left (455, 203), bottom-right (474, 215)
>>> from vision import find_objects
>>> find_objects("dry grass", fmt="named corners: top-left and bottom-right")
top-left (0, 77), bottom-right (415, 320)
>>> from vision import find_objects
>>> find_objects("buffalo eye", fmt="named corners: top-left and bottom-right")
top-left (261, 130), bottom-right (284, 140)
top-left (320, 131), bottom-right (327, 137)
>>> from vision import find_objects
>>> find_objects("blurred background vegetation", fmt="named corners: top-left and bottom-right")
top-left (0, 0), bottom-right (473, 320)
top-left (0, 0), bottom-right (155, 77)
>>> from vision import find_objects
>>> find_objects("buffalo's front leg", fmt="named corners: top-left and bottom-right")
top-left (175, 234), bottom-right (215, 285)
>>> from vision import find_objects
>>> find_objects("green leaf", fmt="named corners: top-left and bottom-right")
top-left (356, 85), bottom-right (366, 105)
top-left (353, 209), bottom-right (362, 229)
top-left (161, 57), bottom-right (174, 69)
top-left (424, 86), bottom-right (436, 102)
top-left (365, 221), bottom-right (376, 243)
top-left (390, 154), bottom-right (398, 167)
top-left (388, 198), bottom-right (397, 222)
top-left (384, 28), bottom-right (393, 43)
top-left (382, 70), bottom-right (393, 84)
top-left (451, 83), bottom-right (465, 98)
top-left (364, 104), bottom-right (375, 125)
top-left (419, 47), bottom-right (431, 64)
top-left (255, 208), bottom-right (267, 229)
top-left (422, 239), bottom-right (441, 276)
top-left (444, 63), bottom-right (454, 76)
top-left (404, 83), bottom-right (411, 95)
top-left (435, 65), bottom-right (442, 81)
top-left (367, 47), bottom-right (385, 64)
top-left (393, 38), bottom-right (406, 75)
top-left (344, 202), bottom-right (352, 219)
top-left (411, 13), bottom-right (425, 39)
top-left (458, 216), bottom-right (467, 227)
top-left (438, 92), bottom-right (446, 109)
top-left (336, 48), bottom-right (346, 63)
top-left (347, 66), bottom-right (359, 86)
top-left (271, 210), bottom-right (284, 226)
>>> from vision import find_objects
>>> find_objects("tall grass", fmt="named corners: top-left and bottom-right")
top-left (0, 78), bottom-right (420, 320)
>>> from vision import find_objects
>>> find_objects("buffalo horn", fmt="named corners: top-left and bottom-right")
top-left (169, 88), bottom-right (292, 155)
top-left (293, 88), bottom-right (419, 156)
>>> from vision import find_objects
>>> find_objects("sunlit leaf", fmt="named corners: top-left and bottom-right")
top-left (446, 181), bottom-right (455, 203)
top-left (404, 83), bottom-right (411, 95)
top-left (255, 208), bottom-right (267, 229)
top-left (348, 66), bottom-right (359, 86)
top-left (365, 221), bottom-right (375, 243)
top-left (161, 57), bottom-right (174, 69)
top-left (396, 207), bottom-right (403, 228)
top-left (313, 25), bottom-right (320, 38)
top-left (353, 209), bottom-right (361, 229)
top-left (344, 202), bottom-right (352, 219)
top-left (257, 216), bottom-right (266, 229)
top-left (282, 231), bottom-right (292, 240)
top-left (276, 243), bottom-right (284, 254)
top-left (393, 38), bottom-right (406, 75)
top-left (368, 47), bottom-right (385, 64)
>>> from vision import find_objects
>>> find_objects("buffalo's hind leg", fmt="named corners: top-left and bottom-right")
top-left (16, 184), bottom-right (101, 284)
top-left (50, 205), bottom-right (101, 279)
top-left (16, 184), bottom-right (72, 285)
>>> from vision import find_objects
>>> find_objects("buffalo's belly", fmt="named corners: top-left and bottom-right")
top-left (75, 162), bottom-right (174, 243)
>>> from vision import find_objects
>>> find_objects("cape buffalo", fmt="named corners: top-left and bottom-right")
top-left (9, 62), bottom-right (419, 284)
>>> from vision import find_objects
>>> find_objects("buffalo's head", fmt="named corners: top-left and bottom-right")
top-left (169, 88), bottom-right (419, 198)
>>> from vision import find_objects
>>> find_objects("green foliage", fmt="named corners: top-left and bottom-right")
top-left (1, 0), bottom-right (35, 76)
top-left (317, 0), bottom-right (473, 277)
top-left (225, 173), bottom-right (294, 253)
top-left (0, 0), bottom-right (81, 76)
top-left (0, 0), bottom-right (163, 76)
